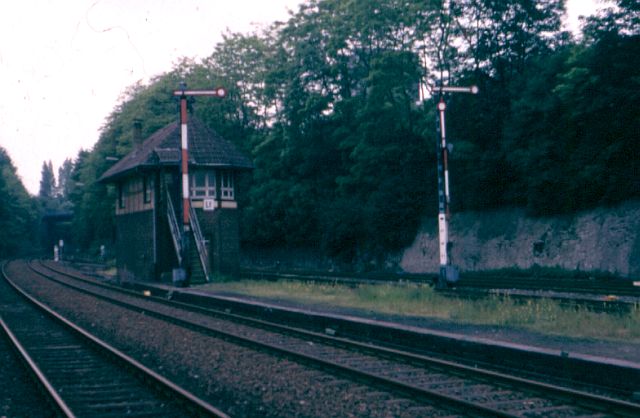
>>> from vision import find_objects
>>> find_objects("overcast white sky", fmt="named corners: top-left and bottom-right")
top-left (1, 0), bottom-right (599, 195)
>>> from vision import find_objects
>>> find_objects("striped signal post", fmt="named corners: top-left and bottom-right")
top-left (173, 84), bottom-right (227, 271)
top-left (434, 84), bottom-right (478, 289)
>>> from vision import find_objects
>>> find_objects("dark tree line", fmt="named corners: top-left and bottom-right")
top-left (0, 148), bottom-right (39, 258)
top-left (0, 148), bottom-right (78, 258)
top-left (38, 159), bottom-right (74, 211)
top-left (45, 0), bottom-right (639, 264)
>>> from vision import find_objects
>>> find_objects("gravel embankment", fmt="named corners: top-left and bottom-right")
top-left (69, 261), bottom-right (640, 364)
top-left (6, 261), bottom-right (445, 417)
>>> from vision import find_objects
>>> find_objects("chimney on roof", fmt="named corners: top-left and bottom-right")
top-left (133, 119), bottom-right (143, 144)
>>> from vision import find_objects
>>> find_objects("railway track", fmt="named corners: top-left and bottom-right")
top-left (243, 268), bottom-right (640, 295)
top-left (71, 263), bottom-right (640, 310)
top-left (241, 268), bottom-right (640, 312)
top-left (0, 314), bottom-right (56, 417)
top-left (22, 259), bottom-right (640, 417)
top-left (0, 261), bottom-right (228, 417)
top-left (454, 274), bottom-right (640, 297)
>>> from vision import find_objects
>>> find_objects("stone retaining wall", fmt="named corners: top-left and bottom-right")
top-left (400, 201), bottom-right (640, 278)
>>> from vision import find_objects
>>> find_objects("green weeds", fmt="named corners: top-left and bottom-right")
top-left (200, 280), bottom-right (640, 342)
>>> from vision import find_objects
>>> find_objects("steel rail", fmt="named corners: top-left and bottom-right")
top-left (28, 261), bottom-right (510, 417)
top-left (0, 315), bottom-right (75, 417)
top-left (2, 260), bottom-right (229, 418)
top-left (33, 259), bottom-right (640, 417)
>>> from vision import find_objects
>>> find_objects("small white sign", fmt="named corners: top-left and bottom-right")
top-left (203, 199), bottom-right (216, 211)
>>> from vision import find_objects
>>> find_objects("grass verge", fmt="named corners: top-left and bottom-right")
top-left (200, 279), bottom-right (640, 343)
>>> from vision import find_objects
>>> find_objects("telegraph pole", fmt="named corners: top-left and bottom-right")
top-left (434, 84), bottom-right (478, 288)
top-left (172, 84), bottom-right (226, 273)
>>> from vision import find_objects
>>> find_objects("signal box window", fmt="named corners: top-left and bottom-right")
top-left (143, 176), bottom-right (153, 203)
top-left (190, 171), bottom-right (216, 198)
top-left (118, 183), bottom-right (125, 208)
top-left (221, 171), bottom-right (234, 200)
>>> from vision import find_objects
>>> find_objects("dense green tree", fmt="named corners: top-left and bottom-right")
top-left (451, 0), bottom-right (566, 78)
top-left (56, 158), bottom-right (74, 201)
top-left (502, 21), bottom-right (639, 214)
top-left (65, 0), bottom-right (638, 266)
top-left (331, 51), bottom-right (429, 258)
top-left (583, 0), bottom-right (639, 40)
top-left (38, 161), bottom-right (56, 201)
top-left (0, 147), bottom-right (39, 257)
top-left (36, 158), bottom-right (75, 214)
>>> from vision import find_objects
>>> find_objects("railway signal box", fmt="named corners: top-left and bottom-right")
top-left (100, 117), bottom-right (252, 284)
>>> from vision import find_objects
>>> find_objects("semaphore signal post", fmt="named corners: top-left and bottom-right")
top-left (172, 84), bottom-right (227, 271)
top-left (433, 84), bottom-right (478, 288)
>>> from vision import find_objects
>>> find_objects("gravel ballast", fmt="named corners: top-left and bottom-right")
top-left (6, 261), bottom-right (448, 417)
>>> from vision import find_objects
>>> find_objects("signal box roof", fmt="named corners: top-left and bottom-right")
top-left (99, 117), bottom-right (253, 183)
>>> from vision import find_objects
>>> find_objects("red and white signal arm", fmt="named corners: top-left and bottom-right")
top-left (203, 199), bottom-right (216, 211)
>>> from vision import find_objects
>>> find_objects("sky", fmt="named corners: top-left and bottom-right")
top-left (1, 0), bottom-right (600, 195)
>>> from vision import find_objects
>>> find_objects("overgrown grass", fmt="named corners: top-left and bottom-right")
top-left (465, 265), bottom-right (623, 280)
top-left (201, 280), bottom-right (640, 342)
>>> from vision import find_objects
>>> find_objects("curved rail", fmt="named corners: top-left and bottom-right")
top-left (1, 261), bottom-right (228, 417)
top-left (0, 315), bottom-right (74, 417)
top-left (31, 259), bottom-right (640, 417)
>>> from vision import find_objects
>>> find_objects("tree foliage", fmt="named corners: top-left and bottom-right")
top-left (0, 148), bottom-right (39, 257)
top-left (38, 161), bottom-right (56, 201)
top-left (56, 158), bottom-right (74, 203)
top-left (64, 0), bottom-right (638, 266)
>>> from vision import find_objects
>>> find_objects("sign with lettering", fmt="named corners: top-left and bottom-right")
top-left (203, 199), bottom-right (216, 211)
